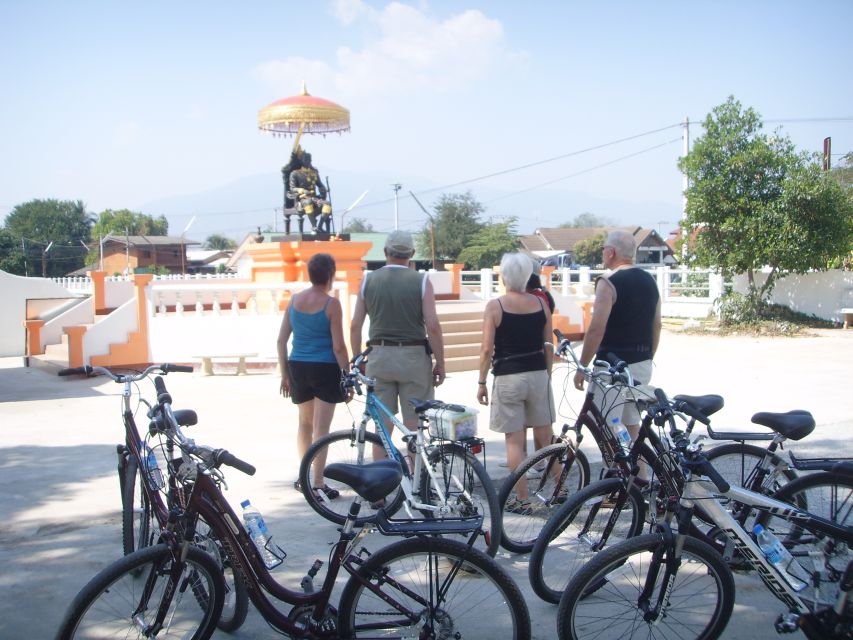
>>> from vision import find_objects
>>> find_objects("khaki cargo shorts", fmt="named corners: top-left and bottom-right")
top-left (366, 345), bottom-right (434, 424)
top-left (593, 359), bottom-right (653, 426)
top-left (489, 369), bottom-right (555, 434)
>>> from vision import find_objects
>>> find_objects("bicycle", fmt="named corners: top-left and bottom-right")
top-left (298, 348), bottom-right (502, 556)
top-left (556, 388), bottom-right (853, 640)
top-left (55, 374), bottom-right (532, 639)
top-left (57, 364), bottom-right (249, 632)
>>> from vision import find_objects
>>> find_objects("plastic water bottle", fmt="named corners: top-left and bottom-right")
top-left (609, 415), bottom-right (632, 454)
top-left (753, 524), bottom-right (807, 591)
top-left (141, 443), bottom-right (163, 490)
top-left (241, 500), bottom-right (278, 568)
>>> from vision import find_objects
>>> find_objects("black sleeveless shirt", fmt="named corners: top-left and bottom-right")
top-left (597, 268), bottom-right (659, 364)
top-left (492, 298), bottom-right (547, 376)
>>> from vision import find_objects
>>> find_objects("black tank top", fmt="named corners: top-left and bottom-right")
top-left (598, 268), bottom-right (659, 364)
top-left (492, 298), bottom-right (547, 376)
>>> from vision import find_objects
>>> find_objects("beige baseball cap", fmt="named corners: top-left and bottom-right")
top-left (384, 230), bottom-right (415, 255)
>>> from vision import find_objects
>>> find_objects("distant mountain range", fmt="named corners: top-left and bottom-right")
top-left (142, 168), bottom-right (683, 243)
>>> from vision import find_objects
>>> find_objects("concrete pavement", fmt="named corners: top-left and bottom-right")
top-left (1, 327), bottom-right (852, 639)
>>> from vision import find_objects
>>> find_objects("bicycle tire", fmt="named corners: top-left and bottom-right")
top-left (122, 458), bottom-right (154, 556)
top-left (337, 536), bottom-right (531, 639)
top-left (417, 441), bottom-right (502, 557)
top-left (705, 442), bottom-right (797, 493)
top-left (55, 543), bottom-right (224, 640)
top-left (756, 471), bottom-right (853, 610)
top-left (497, 441), bottom-right (590, 554)
top-left (556, 533), bottom-right (735, 640)
top-left (299, 429), bottom-right (406, 526)
top-left (529, 476), bottom-right (646, 604)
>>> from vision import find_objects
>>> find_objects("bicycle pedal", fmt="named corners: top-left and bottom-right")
top-left (774, 612), bottom-right (800, 634)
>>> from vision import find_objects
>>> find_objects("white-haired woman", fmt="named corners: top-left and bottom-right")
top-left (477, 252), bottom-right (555, 513)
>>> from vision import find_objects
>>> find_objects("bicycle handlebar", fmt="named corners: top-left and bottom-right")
top-left (57, 363), bottom-right (194, 382)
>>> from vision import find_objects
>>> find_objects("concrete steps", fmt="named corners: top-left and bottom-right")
top-left (437, 301), bottom-right (485, 373)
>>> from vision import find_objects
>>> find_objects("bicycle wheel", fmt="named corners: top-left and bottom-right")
top-left (417, 441), bottom-right (502, 557)
top-left (497, 442), bottom-right (590, 554)
top-left (757, 471), bottom-right (853, 610)
top-left (557, 533), bottom-right (735, 640)
top-left (122, 458), bottom-right (154, 556)
top-left (55, 544), bottom-right (224, 640)
top-left (299, 429), bottom-right (406, 526)
top-left (193, 519), bottom-right (249, 632)
top-left (705, 442), bottom-right (797, 493)
top-left (337, 536), bottom-right (531, 639)
top-left (529, 477), bottom-right (646, 604)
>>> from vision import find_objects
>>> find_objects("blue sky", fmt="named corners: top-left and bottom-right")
top-left (1, 0), bottom-right (851, 242)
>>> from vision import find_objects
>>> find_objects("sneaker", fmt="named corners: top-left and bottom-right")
top-left (505, 498), bottom-right (533, 516)
top-left (526, 462), bottom-right (547, 478)
top-left (498, 460), bottom-right (510, 468)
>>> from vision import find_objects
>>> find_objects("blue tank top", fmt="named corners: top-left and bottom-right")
top-left (289, 298), bottom-right (336, 363)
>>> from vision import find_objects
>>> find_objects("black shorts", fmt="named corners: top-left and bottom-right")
top-left (288, 361), bottom-right (346, 404)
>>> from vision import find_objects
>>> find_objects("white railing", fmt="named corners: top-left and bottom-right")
top-left (50, 276), bottom-right (94, 293)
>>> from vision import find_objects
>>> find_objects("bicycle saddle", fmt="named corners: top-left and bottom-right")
top-left (323, 460), bottom-right (403, 503)
top-left (673, 394), bottom-right (724, 418)
top-left (750, 410), bottom-right (815, 440)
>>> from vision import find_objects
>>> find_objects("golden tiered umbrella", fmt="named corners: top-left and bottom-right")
top-left (257, 82), bottom-right (350, 153)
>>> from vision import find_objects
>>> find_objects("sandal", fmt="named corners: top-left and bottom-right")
top-left (312, 485), bottom-right (340, 500)
top-left (505, 498), bottom-right (533, 516)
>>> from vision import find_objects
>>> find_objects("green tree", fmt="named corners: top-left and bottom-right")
top-left (830, 152), bottom-right (853, 190)
top-left (91, 209), bottom-right (169, 238)
top-left (457, 217), bottom-right (519, 269)
top-left (343, 217), bottom-right (374, 232)
top-left (559, 212), bottom-right (613, 228)
top-left (573, 231), bottom-right (607, 266)
top-left (4, 199), bottom-right (91, 277)
top-left (417, 192), bottom-right (485, 261)
top-left (678, 96), bottom-right (853, 308)
top-left (204, 234), bottom-right (237, 250)
top-left (0, 228), bottom-right (25, 274)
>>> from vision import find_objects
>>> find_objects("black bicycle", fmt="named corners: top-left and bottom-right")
top-left (55, 374), bottom-right (531, 639)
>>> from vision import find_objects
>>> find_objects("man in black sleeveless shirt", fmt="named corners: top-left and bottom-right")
top-left (573, 230), bottom-right (662, 442)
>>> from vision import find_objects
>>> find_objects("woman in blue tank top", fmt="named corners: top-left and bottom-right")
top-left (277, 253), bottom-right (349, 500)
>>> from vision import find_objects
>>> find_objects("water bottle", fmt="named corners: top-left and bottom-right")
top-left (753, 524), bottom-right (807, 591)
top-left (241, 499), bottom-right (278, 569)
top-left (141, 442), bottom-right (164, 490)
top-left (609, 415), bottom-right (632, 454)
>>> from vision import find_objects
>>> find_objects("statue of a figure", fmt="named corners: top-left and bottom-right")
top-left (283, 150), bottom-right (332, 234)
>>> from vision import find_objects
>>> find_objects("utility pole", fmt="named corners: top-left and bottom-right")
top-left (409, 191), bottom-right (437, 269)
top-left (21, 237), bottom-right (28, 277)
top-left (391, 183), bottom-right (402, 230)
top-left (681, 116), bottom-right (690, 260)
top-left (42, 241), bottom-right (53, 278)
top-left (125, 226), bottom-right (130, 276)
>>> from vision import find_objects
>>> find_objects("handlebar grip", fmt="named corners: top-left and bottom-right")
top-left (58, 366), bottom-right (91, 377)
top-left (216, 450), bottom-right (256, 476)
top-left (153, 376), bottom-right (172, 405)
top-left (605, 352), bottom-right (628, 371)
top-left (700, 458), bottom-right (731, 494)
top-left (163, 364), bottom-right (194, 374)
top-left (445, 403), bottom-right (466, 413)
top-left (554, 328), bottom-right (566, 342)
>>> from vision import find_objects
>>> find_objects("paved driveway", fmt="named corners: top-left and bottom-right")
top-left (1, 328), bottom-right (851, 639)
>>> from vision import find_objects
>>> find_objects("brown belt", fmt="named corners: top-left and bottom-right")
top-left (367, 339), bottom-right (428, 347)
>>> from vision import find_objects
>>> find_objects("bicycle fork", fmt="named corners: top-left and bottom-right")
top-left (637, 505), bottom-right (691, 624)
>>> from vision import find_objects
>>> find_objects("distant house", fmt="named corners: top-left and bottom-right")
top-left (99, 235), bottom-right (200, 275)
top-left (518, 227), bottom-right (674, 266)
top-left (186, 249), bottom-right (232, 274)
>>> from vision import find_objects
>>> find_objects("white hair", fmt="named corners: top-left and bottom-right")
top-left (605, 230), bottom-right (637, 261)
top-left (500, 252), bottom-right (533, 292)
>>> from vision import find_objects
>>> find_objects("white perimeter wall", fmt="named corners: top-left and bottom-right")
top-left (733, 270), bottom-right (853, 323)
top-left (0, 270), bottom-right (82, 356)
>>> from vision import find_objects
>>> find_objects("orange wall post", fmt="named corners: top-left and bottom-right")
top-left (447, 263), bottom-right (463, 297)
top-left (88, 270), bottom-right (107, 314)
top-left (65, 326), bottom-right (87, 368)
top-left (23, 319), bottom-right (45, 356)
top-left (541, 265), bottom-right (556, 290)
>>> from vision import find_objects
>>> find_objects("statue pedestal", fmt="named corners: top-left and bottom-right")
top-left (268, 232), bottom-right (351, 243)
top-left (246, 239), bottom-right (370, 284)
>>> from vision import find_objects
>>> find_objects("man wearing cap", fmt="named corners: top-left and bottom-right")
top-left (350, 230), bottom-right (446, 452)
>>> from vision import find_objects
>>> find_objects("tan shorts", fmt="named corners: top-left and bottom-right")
top-left (489, 369), bottom-right (555, 434)
top-left (366, 345), bottom-right (434, 424)
top-left (592, 359), bottom-right (653, 426)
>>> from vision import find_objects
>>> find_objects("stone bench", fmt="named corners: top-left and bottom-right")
top-left (193, 353), bottom-right (258, 376)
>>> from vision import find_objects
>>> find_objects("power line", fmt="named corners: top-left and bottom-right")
top-left (486, 137), bottom-right (682, 204)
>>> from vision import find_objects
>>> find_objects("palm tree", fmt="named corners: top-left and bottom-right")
top-left (204, 234), bottom-right (237, 250)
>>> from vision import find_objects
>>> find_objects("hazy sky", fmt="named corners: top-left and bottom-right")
top-left (2, 0), bottom-right (851, 240)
